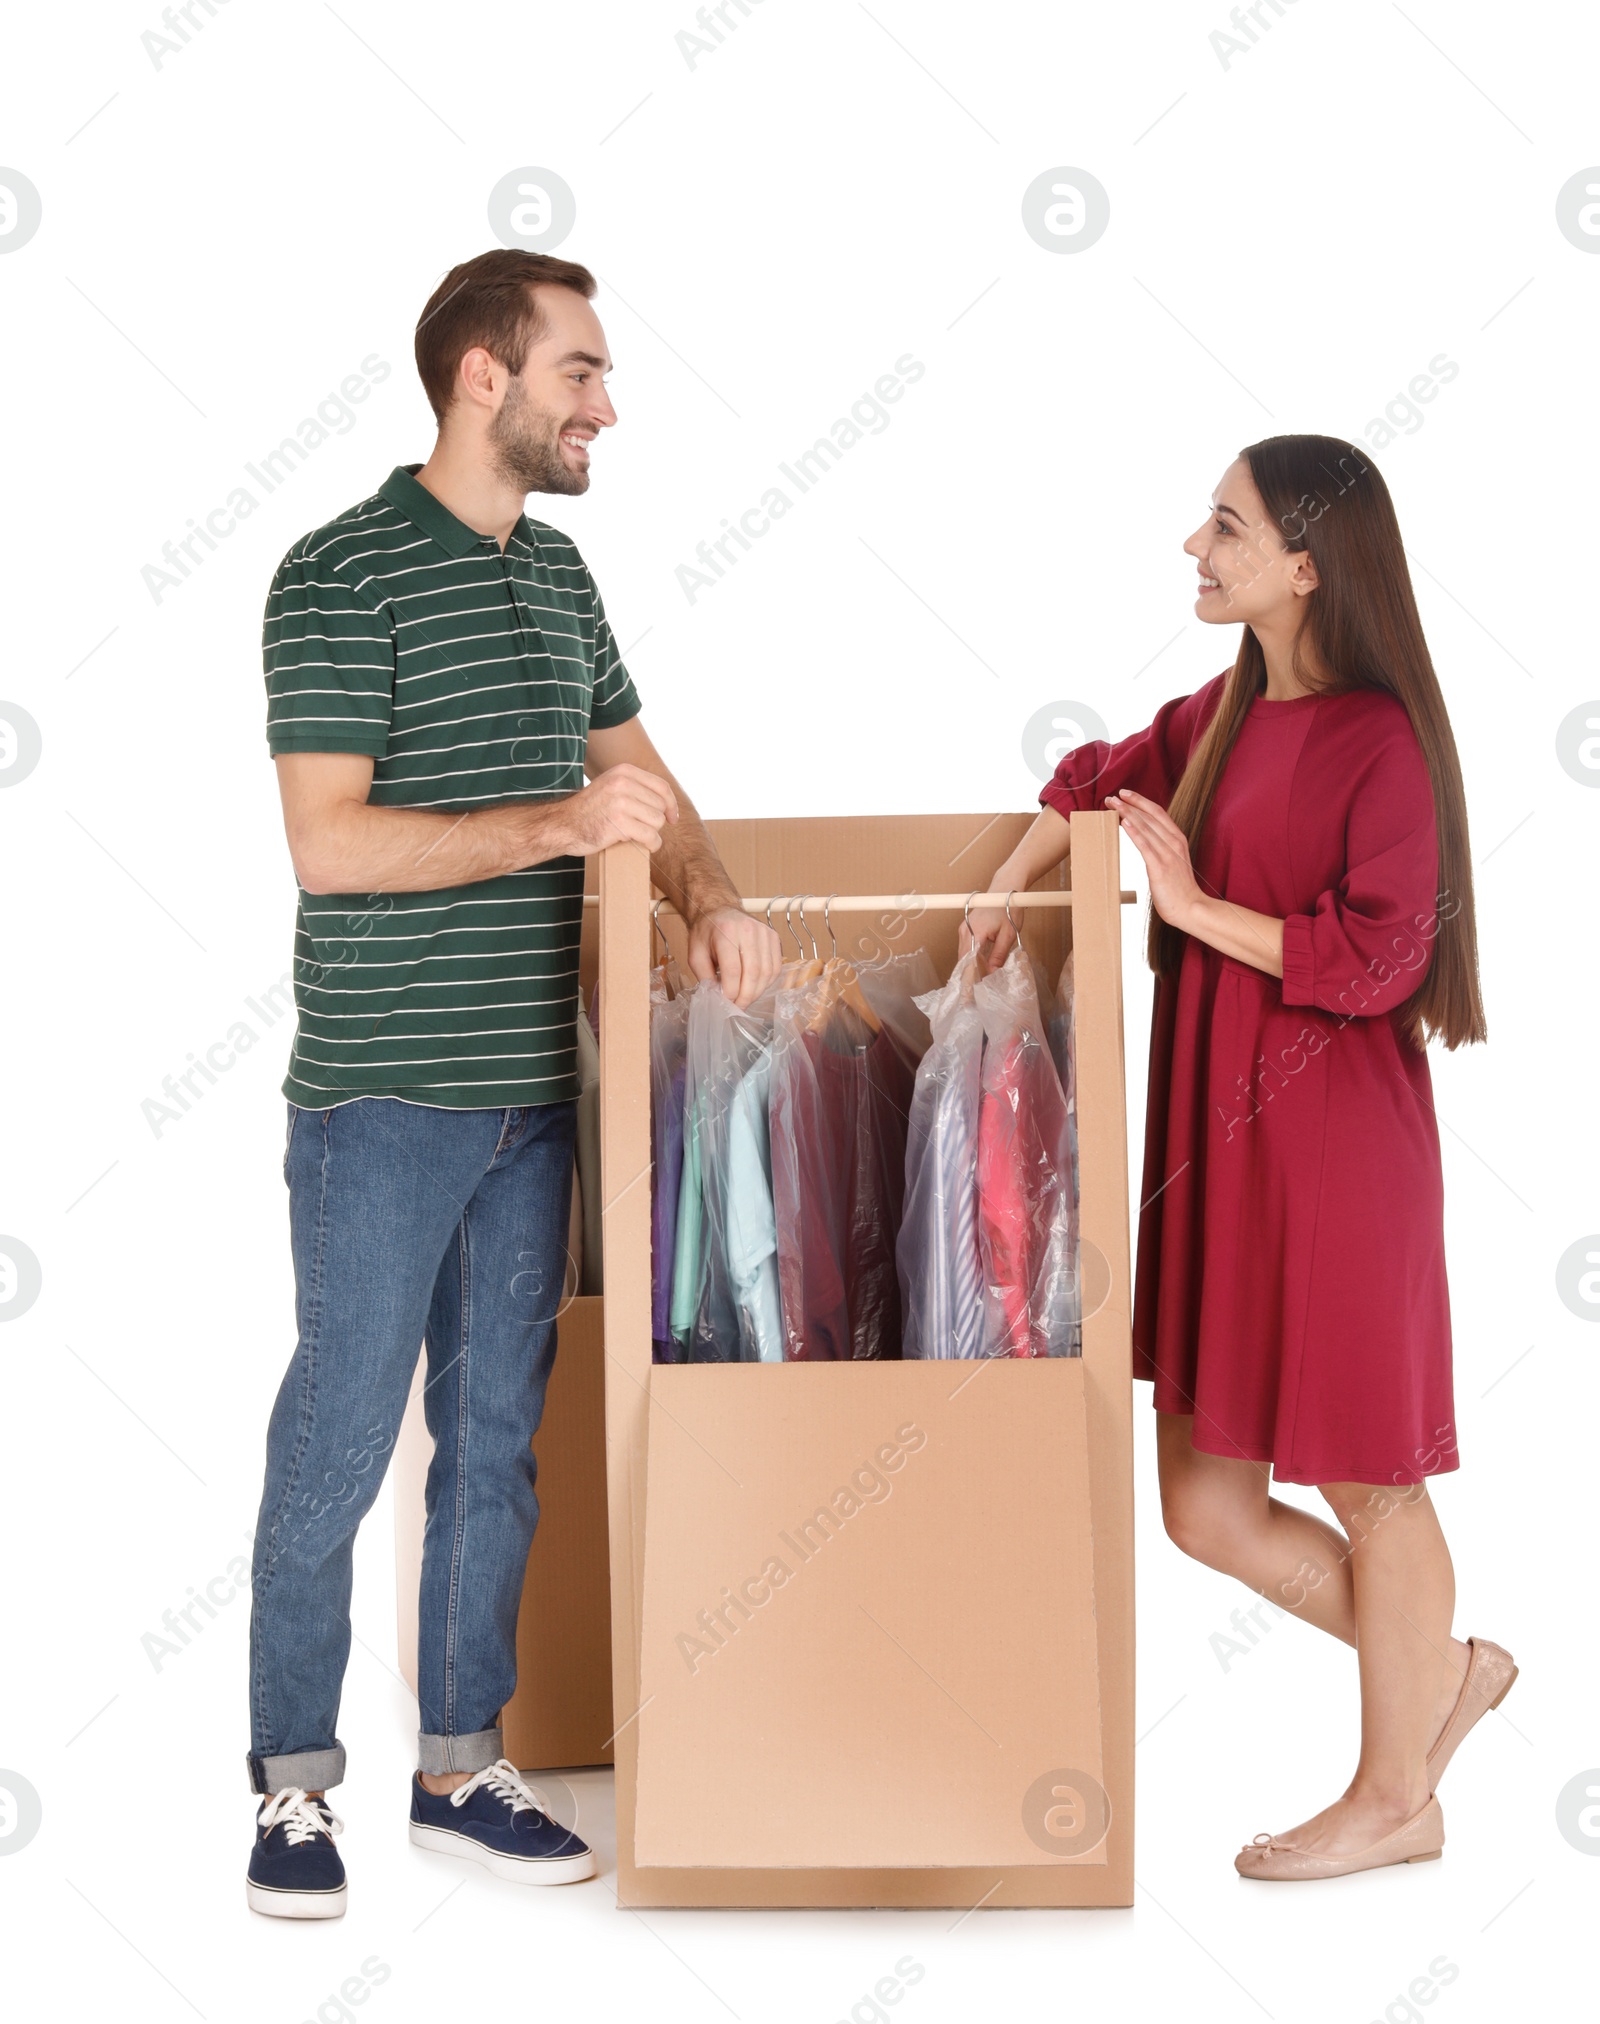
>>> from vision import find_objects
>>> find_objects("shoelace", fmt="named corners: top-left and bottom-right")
top-left (448, 1758), bottom-right (554, 1820)
top-left (260, 1787), bottom-right (343, 1847)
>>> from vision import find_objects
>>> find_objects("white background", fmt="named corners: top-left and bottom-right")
top-left (2, 1), bottom-right (1596, 2018)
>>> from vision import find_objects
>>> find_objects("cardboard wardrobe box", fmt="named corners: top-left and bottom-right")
top-left (598, 809), bottom-right (1136, 1909)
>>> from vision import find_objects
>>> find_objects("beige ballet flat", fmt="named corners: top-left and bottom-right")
top-left (1426, 1636), bottom-right (1517, 1790)
top-left (1234, 1796), bottom-right (1444, 1881)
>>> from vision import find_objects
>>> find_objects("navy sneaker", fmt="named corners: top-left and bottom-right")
top-left (409, 1759), bottom-right (596, 1885)
top-left (246, 1788), bottom-right (347, 1918)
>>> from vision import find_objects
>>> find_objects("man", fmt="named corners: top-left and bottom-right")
top-left (246, 248), bottom-right (780, 1918)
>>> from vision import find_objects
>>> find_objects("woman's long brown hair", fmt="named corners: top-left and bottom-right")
top-left (1149, 434), bottom-right (1486, 1052)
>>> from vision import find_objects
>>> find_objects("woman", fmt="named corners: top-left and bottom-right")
top-left (962, 434), bottom-right (1514, 1881)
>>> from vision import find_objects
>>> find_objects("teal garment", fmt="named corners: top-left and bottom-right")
top-left (669, 1087), bottom-right (704, 1347)
top-left (725, 1051), bottom-right (783, 1361)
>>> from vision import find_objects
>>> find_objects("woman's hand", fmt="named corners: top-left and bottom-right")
top-left (954, 812), bottom-right (1072, 976)
top-left (1104, 789), bottom-right (1204, 931)
top-left (956, 862), bottom-right (1022, 975)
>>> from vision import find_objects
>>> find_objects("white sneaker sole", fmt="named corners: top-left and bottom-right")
top-left (408, 1820), bottom-right (597, 1885)
top-left (246, 1880), bottom-right (347, 1919)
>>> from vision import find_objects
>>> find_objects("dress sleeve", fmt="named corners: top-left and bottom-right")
top-left (1037, 677), bottom-right (1221, 818)
top-left (1280, 711), bottom-right (1439, 1020)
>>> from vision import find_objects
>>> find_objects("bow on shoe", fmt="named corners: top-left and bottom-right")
top-left (448, 1758), bottom-right (555, 1819)
top-left (259, 1788), bottom-right (344, 1844)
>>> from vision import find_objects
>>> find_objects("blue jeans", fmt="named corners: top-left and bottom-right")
top-left (247, 1095), bottom-right (578, 1794)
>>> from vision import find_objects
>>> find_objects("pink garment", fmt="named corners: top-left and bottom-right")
top-left (973, 949), bottom-right (1079, 1359)
top-left (976, 1041), bottom-right (1034, 1355)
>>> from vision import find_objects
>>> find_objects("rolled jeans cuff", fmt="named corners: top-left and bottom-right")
top-left (417, 1725), bottom-right (504, 1777)
top-left (247, 1741), bottom-right (347, 1796)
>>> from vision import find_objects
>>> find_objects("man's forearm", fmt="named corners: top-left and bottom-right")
top-left (295, 796), bottom-right (575, 896)
top-left (648, 775), bottom-right (741, 926)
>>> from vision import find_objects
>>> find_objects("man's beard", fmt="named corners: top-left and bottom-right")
top-left (488, 375), bottom-right (588, 496)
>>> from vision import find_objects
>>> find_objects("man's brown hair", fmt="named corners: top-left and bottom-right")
top-left (414, 249), bottom-right (598, 424)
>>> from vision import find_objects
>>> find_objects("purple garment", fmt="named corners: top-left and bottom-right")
top-left (652, 1058), bottom-right (687, 1361)
top-left (773, 1016), bottom-right (916, 1362)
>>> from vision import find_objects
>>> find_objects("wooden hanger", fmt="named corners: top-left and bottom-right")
top-left (801, 898), bottom-right (880, 1037)
top-left (803, 956), bottom-right (882, 1038)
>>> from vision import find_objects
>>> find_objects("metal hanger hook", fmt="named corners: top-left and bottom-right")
top-left (650, 896), bottom-right (670, 959)
top-left (795, 895), bottom-right (819, 960)
top-left (1005, 890), bottom-right (1019, 934)
top-left (823, 892), bottom-right (840, 957)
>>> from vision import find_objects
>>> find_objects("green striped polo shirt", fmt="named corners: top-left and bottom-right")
top-left (262, 463), bottom-right (641, 1110)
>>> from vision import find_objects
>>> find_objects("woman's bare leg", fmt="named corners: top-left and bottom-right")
top-left (1157, 1413), bottom-right (1357, 1638)
top-left (1157, 1415), bottom-right (1471, 1770)
top-left (1258, 1478), bottom-right (1460, 1856)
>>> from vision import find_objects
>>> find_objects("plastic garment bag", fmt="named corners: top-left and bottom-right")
top-left (769, 956), bottom-right (925, 1360)
top-left (897, 949), bottom-right (988, 1360)
top-left (678, 980), bottom-right (783, 1363)
top-left (649, 961), bottom-right (691, 1364)
top-left (723, 1043), bottom-right (784, 1362)
top-left (973, 944), bottom-right (1081, 1358)
top-left (1048, 951), bottom-right (1083, 1349)
top-left (668, 1095), bottom-right (704, 1357)
top-left (855, 947), bottom-right (937, 1062)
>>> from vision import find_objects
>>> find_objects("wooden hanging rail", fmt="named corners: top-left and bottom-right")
top-left (581, 889), bottom-right (1137, 911)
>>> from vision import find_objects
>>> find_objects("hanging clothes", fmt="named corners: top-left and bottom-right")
top-left (676, 981), bottom-right (779, 1363)
top-left (974, 945), bottom-right (1080, 1358)
top-left (770, 963), bottom-right (921, 1361)
top-left (1048, 949), bottom-right (1081, 1205)
top-left (1047, 950), bottom-right (1083, 1355)
top-left (650, 961), bottom-right (691, 1363)
top-left (724, 1046), bottom-right (784, 1362)
top-left (898, 949), bottom-right (987, 1360)
top-left (669, 1080), bottom-right (707, 1357)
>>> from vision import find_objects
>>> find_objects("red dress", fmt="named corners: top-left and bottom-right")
top-left (1040, 672), bottom-right (1457, 1486)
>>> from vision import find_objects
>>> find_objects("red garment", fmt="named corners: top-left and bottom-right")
top-left (1040, 672), bottom-right (1457, 1486)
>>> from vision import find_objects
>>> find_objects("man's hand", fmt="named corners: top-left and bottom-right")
top-left (582, 718), bottom-right (780, 1005)
top-left (552, 762), bottom-right (679, 856)
top-left (687, 903), bottom-right (784, 1009)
